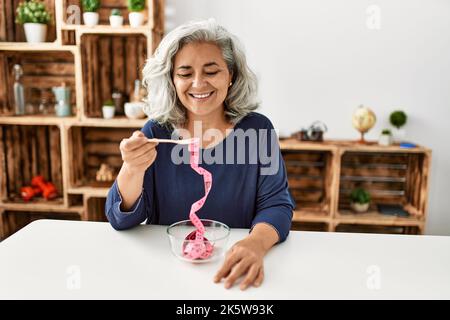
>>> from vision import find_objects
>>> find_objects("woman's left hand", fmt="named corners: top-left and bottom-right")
top-left (213, 236), bottom-right (266, 290)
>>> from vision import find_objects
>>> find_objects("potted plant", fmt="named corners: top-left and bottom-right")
top-left (350, 187), bottom-right (371, 213)
top-left (82, 0), bottom-right (100, 27)
top-left (378, 129), bottom-right (392, 146)
top-left (109, 9), bottom-right (123, 27)
top-left (128, 0), bottom-right (145, 27)
top-left (390, 110), bottom-right (407, 143)
top-left (102, 99), bottom-right (115, 119)
top-left (15, 0), bottom-right (52, 43)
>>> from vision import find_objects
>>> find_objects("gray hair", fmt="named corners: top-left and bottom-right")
top-left (142, 19), bottom-right (259, 129)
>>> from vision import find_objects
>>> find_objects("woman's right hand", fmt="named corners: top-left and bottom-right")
top-left (119, 130), bottom-right (159, 175)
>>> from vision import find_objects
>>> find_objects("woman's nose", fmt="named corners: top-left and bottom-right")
top-left (191, 75), bottom-right (207, 88)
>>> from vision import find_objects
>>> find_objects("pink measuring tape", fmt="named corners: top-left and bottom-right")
top-left (182, 138), bottom-right (214, 260)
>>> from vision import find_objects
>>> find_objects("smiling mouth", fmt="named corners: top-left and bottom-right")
top-left (188, 91), bottom-right (214, 100)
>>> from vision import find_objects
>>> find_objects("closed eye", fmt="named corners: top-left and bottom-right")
top-left (177, 74), bottom-right (191, 78)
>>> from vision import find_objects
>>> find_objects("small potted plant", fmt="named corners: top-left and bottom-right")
top-left (350, 187), bottom-right (371, 213)
top-left (128, 0), bottom-right (145, 27)
top-left (390, 110), bottom-right (407, 143)
top-left (82, 0), bottom-right (100, 27)
top-left (378, 129), bottom-right (392, 146)
top-left (109, 9), bottom-right (123, 27)
top-left (15, 0), bottom-right (52, 43)
top-left (102, 99), bottom-right (115, 119)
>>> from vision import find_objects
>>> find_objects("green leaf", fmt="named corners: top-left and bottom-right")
top-left (15, 0), bottom-right (51, 25)
top-left (128, 0), bottom-right (145, 12)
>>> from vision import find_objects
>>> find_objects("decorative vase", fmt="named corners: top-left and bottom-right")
top-left (129, 12), bottom-right (144, 27)
top-left (83, 12), bottom-right (99, 27)
top-left (124, 102), bottom-right (146, 119)
top-left (378, 134), bottom-right (392, 146)
top-left (52, 85), bottom-right (71, 117)
top-left (351, 202), bottom-right (370, 213)
top-left (102, 106), bottom-right (115, 119)
top-left (109, 15), bottom-right (124, 27)
top-left (23, 23), bottom-right (47, 43)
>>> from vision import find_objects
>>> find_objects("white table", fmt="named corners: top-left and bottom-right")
top-left (0, 219), bottom-right (449, 299)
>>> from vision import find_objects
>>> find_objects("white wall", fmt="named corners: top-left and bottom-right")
top-left (165, 0), bottom-right (450, 235)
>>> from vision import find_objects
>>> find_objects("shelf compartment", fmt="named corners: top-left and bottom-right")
top-left (64, 0), bottom-right (151, 26)
top-left (338, 151), bottom-right (430, 218)
top-left (283, 150), bottom-right (333, 216)
top-left (0, 50), bottom-right (76, 116)
top-left (69, 126), bottom-right (137, 188)
top-left (80, 33), bottom-right (147, 118)
top-left (68, 193), bottom-right (83, 206)
top-left (0, 0), bottom-right (57, 42)
top-left (62, 29), bottom-right (76, 45)
top-left (0, 210), bottom-right (81, 240)
top-left (0, 124), bottom-right (64, 204)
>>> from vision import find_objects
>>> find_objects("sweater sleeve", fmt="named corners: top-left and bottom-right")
top-left (251, 118), bottom-right (294, 243)
top-left (105, 121), bottom-right (157, 230)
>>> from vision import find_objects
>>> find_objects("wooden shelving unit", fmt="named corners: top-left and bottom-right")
top-left (0, 0), bottom-right (164, 240)
top-left (281, 139), bottom-right (431, 235)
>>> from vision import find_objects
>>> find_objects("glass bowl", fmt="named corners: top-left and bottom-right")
top-left (167, 219), bottom-right (230, 263)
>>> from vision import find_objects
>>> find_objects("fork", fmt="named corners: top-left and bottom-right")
top-left (147, 138), bottom-right (195, 145)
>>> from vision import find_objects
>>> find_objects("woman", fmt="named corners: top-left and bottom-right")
top-left (105, 19), bottom-right (294, 290)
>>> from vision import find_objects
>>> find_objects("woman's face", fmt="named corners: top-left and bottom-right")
top-left (172, 41), bottom-right (232, 119)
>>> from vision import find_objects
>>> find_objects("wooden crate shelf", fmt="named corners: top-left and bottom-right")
top-left (63, 0), bottom-right (152, 27)
top-left (80, 33), bottom-right (148, 118)
top-left (0, 0), bottom-right (57, 43)
top-left (0, 0), bottom-right (165, 240)
top-left (0, 50), bottom-right (77, 116)
top-left (0, 124), bottom-right (64, 204)
top-left (280, 138), bottom-right (431, 234)
top-left (283, 149), bottom-right (334, 217)
top-left (68, 126), bottom-right (138, 189)
top-left (338, 151), bottom-right (429, 224)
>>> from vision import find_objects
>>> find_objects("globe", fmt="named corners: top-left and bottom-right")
top-left (352, 105), bottom-right (376, 143)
